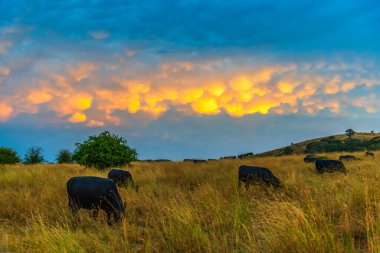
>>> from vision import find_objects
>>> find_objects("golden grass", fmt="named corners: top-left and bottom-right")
top-left (1, 152), bottom-right (380, 252)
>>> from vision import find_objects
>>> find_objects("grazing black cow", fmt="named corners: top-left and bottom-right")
top-left (315, 159), bottom-right (346, 174)
top-left (108, 169), bottom-right (139, 192)
top-left (304, 155), bottom-right (327, 163)
top-left (339, 155), bottom-right (357, 161)
top-left (67, 176), bottom-right (125, 224)
top-left (220, 156), bottom-right (237, 160)
top-left (184, 159), bottom-right (207, 163)
top-left (238, 165), bottom-right (281, 189)
top-left (366, 152), bottom-right (375, 158)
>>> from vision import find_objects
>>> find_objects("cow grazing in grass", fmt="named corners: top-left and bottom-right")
top-left (184, 159), bottom-right (207, 163)
top-left (366, 152), bottom-right (375, 158)
top-left (304, 154), bottom-right (327, 163)
top-left (238, 165), bottom-right (281, 189)
top-left (339, 155), bottom-right (357, 161)
top-left (315, 159), bottom-right (347, 174)
top-left (108, 169), bottom-right (139, 192)
top-left (67, 176), bottom-right (125, 224)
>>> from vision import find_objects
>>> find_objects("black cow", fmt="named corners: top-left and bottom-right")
top-left (339, 155), bottom-right (357, 161)
top-left (366, 152), bottom-right (375, 158)
top-left (184, 159), bottom-right (208, 163)
top-left (315, 159), bottom-right (346, 174)
top-left (67, 176), bottom-right (125, 224)
top-left (238, 165), bottom-right (281, 189)
top-left (304, 155), bottom-right (327, 163)
top-left (108, 169), bottom-right (139, 192)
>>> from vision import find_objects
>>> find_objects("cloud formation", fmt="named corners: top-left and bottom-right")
top-left (1, 57), bottom-right (379, 127)
top-left (0, 0), bottom-right (380, 161)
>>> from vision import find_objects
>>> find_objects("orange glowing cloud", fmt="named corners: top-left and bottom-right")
top-left (192, 97), bottom-right (220, 115)
top-left (50, 93), bottom-right (93, 116)
top-left (27, 91), bottom-right (53, 104)
top-left (87, 119), bottom-right (105, 127)
top-left (230, 76), bottom-right (252, 92)
top-left (0, 102), bottom-right (13, 121)
top-left (1, 60), bottom-right (378, 125)
top-left (69, 112), bottom-right (87, 123)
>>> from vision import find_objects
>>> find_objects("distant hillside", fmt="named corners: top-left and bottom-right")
top-left (256, 132), bottom-right (380, 157)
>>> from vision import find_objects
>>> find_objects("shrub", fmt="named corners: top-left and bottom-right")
top-left (56, 149), bottom-right (73, 164)
top-left (24, 146), bottom-right (44, 164)
top-left (72, 131), bottom-right (138, 170)
top-left (283, 146), bottom-right (294, 155)
top-left (0, 147), bottom-right (20, 164)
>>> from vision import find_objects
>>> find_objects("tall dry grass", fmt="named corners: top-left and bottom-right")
top-left (1, 152), bottom-right (380, 252)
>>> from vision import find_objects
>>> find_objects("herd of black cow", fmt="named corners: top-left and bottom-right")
top-left (66, 152), bottom-right (375, 225)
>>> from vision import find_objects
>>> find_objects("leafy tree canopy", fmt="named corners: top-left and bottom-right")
top-left (24, 146), bottom-right (44, 164)
top-left (56, 149), bottom-right (73, 164)
top-left (345, 129), bottom-right (355, 139)
top-left (0, 147), bottom-right (20, 164)
top-left (72, 131), bottom-right (138, 170)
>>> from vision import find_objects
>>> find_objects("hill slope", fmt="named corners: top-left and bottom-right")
top-left (256, 132), bottom-right (380, 157)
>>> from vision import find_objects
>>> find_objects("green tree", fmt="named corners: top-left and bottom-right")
top-left (56, 149), bottom-right (73, 164)
top-left (24, 146), bottom-right (44, 164)
top-left (72, 131), bottom-right (138, 170)
top-left (345, 129), bottom-right (355, 139)
top-left (0, 147), bottom-right (20, 164)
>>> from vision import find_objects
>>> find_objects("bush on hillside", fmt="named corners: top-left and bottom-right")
top-left (72, 131), bottom-right (138, 170)
top-left (305, 137), bottom-right (380, 153)
top-left (283, 146), bottom-right (294, 155)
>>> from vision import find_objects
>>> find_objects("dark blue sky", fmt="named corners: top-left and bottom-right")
top-left (1, 1), bottom-right (380, 161)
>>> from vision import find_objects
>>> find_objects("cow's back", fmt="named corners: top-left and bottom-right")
top-left (316, 159), bottom-right (346, 173)
top-left (67, 176), bottom-right (122, 210)
top-left (239, 165), bottom-right (272, 177)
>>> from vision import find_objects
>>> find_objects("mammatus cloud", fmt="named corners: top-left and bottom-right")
top-left (0, 59), bottom-right (379, 126)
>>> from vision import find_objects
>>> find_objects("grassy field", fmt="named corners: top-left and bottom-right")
top-left (1, 152), bottom-right (380, 252)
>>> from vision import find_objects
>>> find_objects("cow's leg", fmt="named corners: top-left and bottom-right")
top-left (134, 184), bottom-right (140, 193)
top-left (113, 212), bottom-right (121, 223)
top-left (107, 212), bottom-right (112, 225)
top-left (68, 200), bottom-right (80, 226)
top-left (68, 200), bottom-right (79, 215)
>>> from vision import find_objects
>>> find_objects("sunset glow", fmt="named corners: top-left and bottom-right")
top-left (1, 1), bottom-right (379, 160)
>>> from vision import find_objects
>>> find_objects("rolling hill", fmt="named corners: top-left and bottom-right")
top-left (256, 132), bottom-right (380, 157)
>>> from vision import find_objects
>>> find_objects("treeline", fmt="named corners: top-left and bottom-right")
top-left (0, 146), bottom-right (76, 165)
top-left (0, 131), bottom-right (137, 169)
top-left (306, 136), bottom-right (380, 153)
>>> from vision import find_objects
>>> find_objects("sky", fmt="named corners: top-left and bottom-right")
top-left (1, 0), bottom-right (380, 162)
